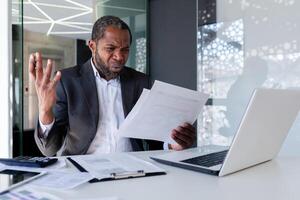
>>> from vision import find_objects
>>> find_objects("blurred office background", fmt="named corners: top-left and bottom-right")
top-left (1, 0), bottom-right (300, 157)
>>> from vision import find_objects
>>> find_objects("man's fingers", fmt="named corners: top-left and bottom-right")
top-left (182, 122), bottom-right (195, 132)
top-left (35, 52), bottom-right (44, 84)
top-left (175, 125), bottom-right (196, 139)
top-left (49, 71), bottom-right (61, 89)
top-left (172, 131), bottom-right (188, 147)
top-left (175, 130), bottom-right (194, 145)
top-left (170, 123), bottom-right (196, 150)
top-left (41, 59), bottom-right (53, 86)
top-left (29, 54), bottom-right (36, 81)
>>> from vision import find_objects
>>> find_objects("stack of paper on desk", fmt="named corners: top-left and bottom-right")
top-left (118, 80), bottom-right (209, 144)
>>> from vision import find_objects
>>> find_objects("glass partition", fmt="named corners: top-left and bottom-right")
top-left (12, 0), bottom-right (23, 156)
top-left (197, 0), bottom-right (300, 151)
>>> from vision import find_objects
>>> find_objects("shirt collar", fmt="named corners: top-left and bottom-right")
top-left (90, 59), bottom-right (120, 86)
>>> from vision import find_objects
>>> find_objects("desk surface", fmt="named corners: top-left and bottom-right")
top-left (17, 150), bottom-right (300, 200)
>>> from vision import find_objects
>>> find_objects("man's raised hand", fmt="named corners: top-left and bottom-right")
top-left (29, 52), bottom-right (61, 124)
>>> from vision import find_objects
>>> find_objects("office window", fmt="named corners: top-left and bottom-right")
top-left (197, 0), bottom-right (300, 151)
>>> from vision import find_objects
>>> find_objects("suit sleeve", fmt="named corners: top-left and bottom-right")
top-left (34, 79), bottom-right (69, 156)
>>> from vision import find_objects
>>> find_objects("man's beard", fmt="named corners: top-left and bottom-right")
top-left (94, 51), bottom-right (123, 80)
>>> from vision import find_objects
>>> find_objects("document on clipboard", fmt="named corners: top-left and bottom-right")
top-left (67, 154), bottom-right (166, 183)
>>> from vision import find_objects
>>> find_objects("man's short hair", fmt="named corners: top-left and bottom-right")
top-left (91, 15), bottom-right (132, 44)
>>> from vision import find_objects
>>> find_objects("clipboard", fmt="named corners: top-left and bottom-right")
top-left (67, 156), bottom-right (166, 183)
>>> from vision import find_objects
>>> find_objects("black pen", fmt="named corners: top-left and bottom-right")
top-left (66, 157), bottom-right (88, 172)
top-left (67, 157), bottom-right (99, 183)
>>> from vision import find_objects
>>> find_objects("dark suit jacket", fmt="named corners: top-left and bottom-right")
top-left (34, 60), bottom-right (163, 156)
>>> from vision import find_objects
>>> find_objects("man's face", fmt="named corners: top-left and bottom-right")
top-left (89, 26), bottom-right (130, 80)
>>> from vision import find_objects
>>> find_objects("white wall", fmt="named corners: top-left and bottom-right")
top-left (0, 0), bottom-right (12, 157)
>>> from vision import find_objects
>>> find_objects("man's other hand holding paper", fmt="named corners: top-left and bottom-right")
top-left (169, 123), bottom-right (196, 150)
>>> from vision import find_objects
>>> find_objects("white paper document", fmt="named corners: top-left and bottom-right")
top-left (118, 80), bottom-right (209, 144)
top-left (79, 198), bottom-right (119, 200)
top-left (30, 171), bottom-right (93, 189)
top-left (1, 188), bottom-right (63, 200)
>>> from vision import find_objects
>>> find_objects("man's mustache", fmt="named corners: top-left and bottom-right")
top-left (110, 62), bottom-right (124, 68)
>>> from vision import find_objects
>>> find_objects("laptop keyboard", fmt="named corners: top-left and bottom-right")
top-left (181, 150), bottom-right (229, 167)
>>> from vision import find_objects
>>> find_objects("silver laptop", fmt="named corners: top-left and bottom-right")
top-left (151, 88), bottom-right (300, 176)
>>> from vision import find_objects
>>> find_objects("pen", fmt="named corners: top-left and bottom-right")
top-left (66, 157), bottom-right (100, 183)
top-left (66, 157), bottom-right (88, 172)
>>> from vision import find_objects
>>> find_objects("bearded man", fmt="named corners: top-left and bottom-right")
top-left (29, 16), bottom-right (196, 156)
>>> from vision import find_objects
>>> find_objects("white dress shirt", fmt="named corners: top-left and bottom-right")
top-left (86, 61), bottom-right (132, 154)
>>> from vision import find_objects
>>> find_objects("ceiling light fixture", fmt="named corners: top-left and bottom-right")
top-left (14, 0), bottom-right (93, 37)
top-left (51, 31), bottom-right (91, 35)
top-left (98, 5), bottom-right (145, 12)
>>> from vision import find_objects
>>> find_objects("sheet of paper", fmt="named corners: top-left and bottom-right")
top-left (1, 188), bottom-right (119, 200)
top-left (77, 197), bottom-right (119, 200)
top-left (0, 188), bottom-right (63, 200)
top-left (30, 171), bottom-right (93, 190)
top-left (72, 153), bottom-right (165, 180)
top-left (123, 88), bottom-right (150, 123)
top-left (118, 80), bottom-right (209, 144)
top-left (80, 198), bottom-right (119, 200)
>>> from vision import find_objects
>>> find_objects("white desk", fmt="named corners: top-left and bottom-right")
top-left (16, 150), bottom-right (300, 200)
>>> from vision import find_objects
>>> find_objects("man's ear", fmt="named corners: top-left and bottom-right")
top-left (88, 40), bottom-right (96, 55)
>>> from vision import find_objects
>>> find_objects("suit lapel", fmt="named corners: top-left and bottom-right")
top-left (78, 60), bottom-right (99, 128)
top-left (120, 68), bottom-right (135, 117)
top-left (120, 68), bottom-right (145, 151)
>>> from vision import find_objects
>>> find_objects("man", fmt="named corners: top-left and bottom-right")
top-left (29, 16), bottom-right (196, 156)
